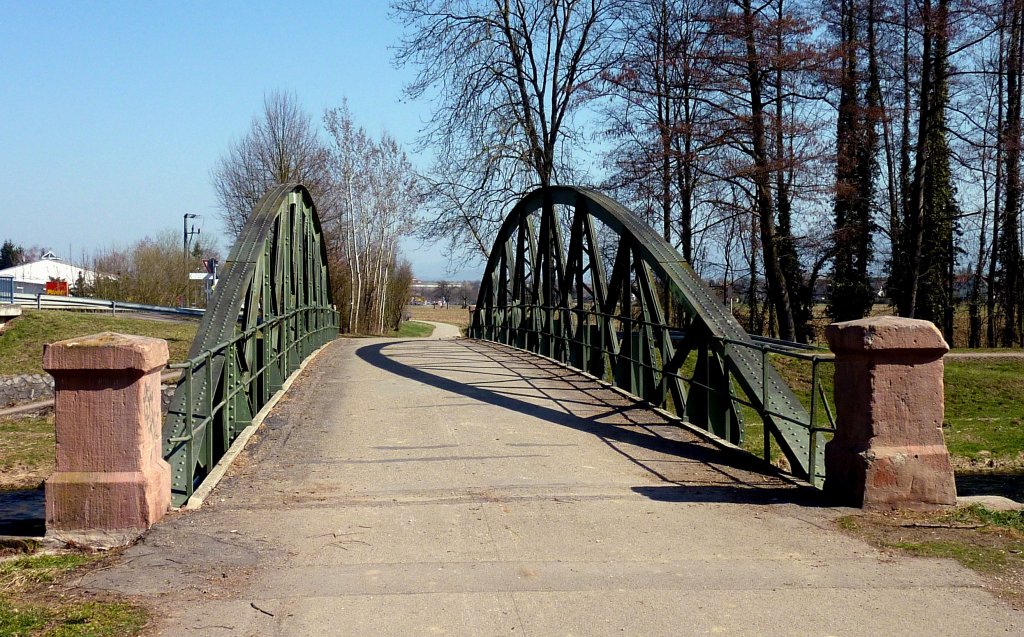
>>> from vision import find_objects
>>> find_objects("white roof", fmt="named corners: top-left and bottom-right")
top-left (0, 254), bottom-right (100, 285)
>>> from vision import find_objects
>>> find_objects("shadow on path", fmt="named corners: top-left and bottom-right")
top-left (357, 339), bottom-right (829, 507)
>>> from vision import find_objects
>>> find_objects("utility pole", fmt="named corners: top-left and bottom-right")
top-left (183, 213), bottom-right (199, 307)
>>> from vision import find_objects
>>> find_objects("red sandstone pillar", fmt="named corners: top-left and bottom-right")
top-left (44, 332), bottom-right (171, 544)
top-left (824, 317), bottom-right (957, 510)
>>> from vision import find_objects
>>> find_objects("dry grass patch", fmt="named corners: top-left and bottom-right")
top-left (404, 305), bottom-right (472, 331)
top-left (837, 505), bottom-right (1024, 606)
top-left (0, 550), bottom-right (148, 636)
top-left (0, 415), bottom-right (54, 490)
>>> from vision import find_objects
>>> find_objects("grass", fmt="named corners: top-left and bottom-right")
top-left (0, 415), bottom-right (54, 490)
top-left (0, 554), bottom-right (95, 588)
top-left (0, 552), bottom-right (148, 637)
top-left (404, 305), bottom-right (471, 332)
top-left (0, 310), bottom-right (197, 375)
top-left (388, 321), bottom-right (435, 338)
top-left (883, 539), bottom-right (1010, 572)
top-left (731, 351), bottom-right (1024, 473)
top-left (836, 504), bottom-right (1024, 602)
top-left (340, 320), bottom-right (436, 339)
top-left (943, 358), bottom-right (1024, 463)
top-left (948, 503), bottom-right (1024, 532)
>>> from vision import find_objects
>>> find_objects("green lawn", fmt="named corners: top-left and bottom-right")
top-left (388, 321), bottom-right (435, 338)
top-left (736, 354), bottom-right (1024, 469)
top-left (0, 310), bottom-right (198, 375)
top-left (944, 358), bottom-right (1024, 461)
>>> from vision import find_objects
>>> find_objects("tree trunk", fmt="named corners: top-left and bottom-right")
top-left (906, 0), bottom-right (934, 319)
top-left (1001, 2), bottom-right (1024, 345)
top-left (741, 0), bottom-right (795, 340)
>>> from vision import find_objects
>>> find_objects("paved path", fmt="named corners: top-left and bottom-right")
top-left (85, 337), bottom-right (1020, 635)
top-left (419, 320), bottom-right (462, 339)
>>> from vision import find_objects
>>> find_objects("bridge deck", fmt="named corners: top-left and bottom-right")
top-left (85, 334), bottom-right (1017, 635)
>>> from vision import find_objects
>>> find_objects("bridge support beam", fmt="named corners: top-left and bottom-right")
top-left (44, 332), bottom-right (171, 546)
top-left (824, 317), bottom-right (956, 510)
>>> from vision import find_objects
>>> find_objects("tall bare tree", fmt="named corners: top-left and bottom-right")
top-left (322, 104), bottom-right (420, 334)
top-left (393, 0), bottom-right (619, 262)
top-left (601, 0), bottom-right (723, 264)
top-left (211, 91), bottom-right (329, 236)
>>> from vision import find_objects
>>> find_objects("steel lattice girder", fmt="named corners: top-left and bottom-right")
top-left (163, 183), bottom-right (337, 505)
top-left (470, 186), bottom-right (822, 483)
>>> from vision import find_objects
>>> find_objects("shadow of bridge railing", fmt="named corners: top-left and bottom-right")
top-left (356, 338), bottom-right (831, 508)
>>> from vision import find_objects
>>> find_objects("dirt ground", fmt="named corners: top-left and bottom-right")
top-left (836, 508), bottom-right (1024, 607)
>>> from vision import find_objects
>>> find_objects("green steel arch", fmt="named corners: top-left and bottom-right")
top-left (164, 183), bottom-right (338, 505)
top-left (470, 186), bottom-right (825, 484)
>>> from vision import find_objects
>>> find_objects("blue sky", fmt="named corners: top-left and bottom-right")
top-left (0, 0), bottom-right (479, 281)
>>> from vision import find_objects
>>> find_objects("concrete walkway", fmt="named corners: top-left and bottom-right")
top-left (85, 337), bottom-right (1020, 636)
top-left (418, 320), bottom-right (462, 339)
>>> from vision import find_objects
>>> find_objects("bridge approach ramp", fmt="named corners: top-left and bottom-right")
top-left (82, 335), bottom-right (1018, 635)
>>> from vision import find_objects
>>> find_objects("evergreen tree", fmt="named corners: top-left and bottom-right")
top-left (889, 0), bottom-right (957, 341)
top-left (0, 240), bottom-right (24, 270)
top-left (828, 0), bottom-right (877, 322)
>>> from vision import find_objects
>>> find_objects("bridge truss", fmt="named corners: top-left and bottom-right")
top-left (163, 183), bottom-right (338, 505)
top-left (470, 187), bottom-right (832, 485)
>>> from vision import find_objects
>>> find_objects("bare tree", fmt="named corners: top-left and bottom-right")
top-left (601, 0), bottom-right (724, 262)
top-left (211, 91), bottom-right (329, 236)
top-left (393, 0), bottom-right (620, 263)
top-left (89, 230), bottom-right (217, 307)
top-left (323, 104), bottom-right (419, 334)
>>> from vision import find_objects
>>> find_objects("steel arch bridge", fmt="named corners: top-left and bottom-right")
top-left (163, 183), bottom-right (338, 505)
top-left (469, 186), bottom-right (831, 485)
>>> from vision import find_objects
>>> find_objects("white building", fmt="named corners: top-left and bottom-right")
top-left (0, 251), bottom-right (102, 296)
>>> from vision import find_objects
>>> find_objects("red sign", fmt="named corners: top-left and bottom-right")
top-left (45, 281), bottom-right (69, 296)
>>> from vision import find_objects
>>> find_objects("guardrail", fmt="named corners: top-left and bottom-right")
top-left (12, 292), bottom-right (204, 318)
top-left (717, 335), bottom-right (835, 480)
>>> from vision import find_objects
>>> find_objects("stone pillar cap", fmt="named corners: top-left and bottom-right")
top-left (826, 316), bottom-right (948, 354)
top-left (43, 332), bottom-right (169, 373)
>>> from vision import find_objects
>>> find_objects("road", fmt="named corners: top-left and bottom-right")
top-left (83, 334), bottom-right (1020, 635)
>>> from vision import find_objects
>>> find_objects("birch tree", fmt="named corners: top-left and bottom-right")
top-left (323, 104), bottom-right (419, 334)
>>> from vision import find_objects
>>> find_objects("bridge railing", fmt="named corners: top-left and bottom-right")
top-left (162, 183), bottom-right (337, 505)
top-left (164, 305), bottom-right (337, 503)
top-left (479, 301), bottom-right (836, 479)
top-left (470, 186), bottom-right (830, 485)
top-left (718, 336), bottom-right (836, 479)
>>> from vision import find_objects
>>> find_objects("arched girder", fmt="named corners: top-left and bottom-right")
top-left (471, 186), bottom-right (823, 484)
top-left (164, 183), bottom-right (337, 505)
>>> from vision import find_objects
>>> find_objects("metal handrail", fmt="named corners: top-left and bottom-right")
top-left (161, 184), bottom-right (336, 505)
top-left (477, 299), bottom-right (835, 485)
top-left (163, 305), bottom-right (338, 502)
top-left (469, 186), bottom-right (832, 484)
